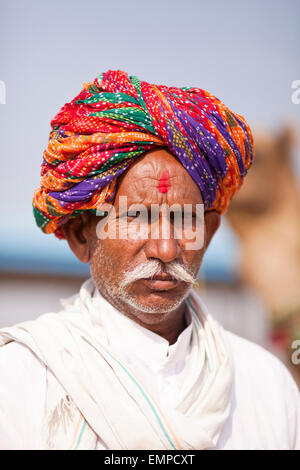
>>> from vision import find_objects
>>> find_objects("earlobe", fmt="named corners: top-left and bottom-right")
top-left (204, 211), bottom-right (221, 250)
top-left (62, 213), bottom-right (92, 263)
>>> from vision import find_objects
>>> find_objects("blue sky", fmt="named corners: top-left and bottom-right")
top-left (0, 0), bottom-right (299, 277)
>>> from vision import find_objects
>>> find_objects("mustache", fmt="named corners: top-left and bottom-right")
top-left (120, 260), bottom-right (197, 287)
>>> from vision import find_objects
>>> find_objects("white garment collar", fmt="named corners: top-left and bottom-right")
top-left (92, 286), bottom-right (193, 372)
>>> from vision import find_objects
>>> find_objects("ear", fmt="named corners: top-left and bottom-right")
top-left (61, 212), bottom-right (94, 263)
top-left (204, 210), bottom-right (221, 250)
top-left (277, 125), bottom-right (296, 157)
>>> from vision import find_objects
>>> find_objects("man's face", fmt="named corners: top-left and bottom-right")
top-left (84, 149), bottom-right (217, 326)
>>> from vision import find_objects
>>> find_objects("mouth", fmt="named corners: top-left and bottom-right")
top-left (141, 274), bottom-right (179, 291)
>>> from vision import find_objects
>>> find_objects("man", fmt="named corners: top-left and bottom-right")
top-left (0, 70), bottom-right (299, 450)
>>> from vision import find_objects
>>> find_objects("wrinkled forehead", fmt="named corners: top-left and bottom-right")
top-left (114, 149), bottom-right (203, 208)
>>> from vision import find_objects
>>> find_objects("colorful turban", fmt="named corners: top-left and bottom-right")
top-left (33, 69), bottom-right (254, 239)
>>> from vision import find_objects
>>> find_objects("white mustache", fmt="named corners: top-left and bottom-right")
top-left (120, 260), bottom-right (196, 287)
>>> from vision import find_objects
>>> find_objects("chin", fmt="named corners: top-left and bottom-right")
top-left (121, 288), bottom-right (191, 315)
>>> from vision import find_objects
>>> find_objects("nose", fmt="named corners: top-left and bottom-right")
top-left (144, 236), bottom-right (182, 264)
top-left (144, 208), bottom-right (182, 264)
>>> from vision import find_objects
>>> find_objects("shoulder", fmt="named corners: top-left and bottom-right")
top-left (0, 341), bottom-right (46, 449)
top-left (224, 330), bottom-right (300, 449)
top-left (0, 340), bottom-right (46, 384)
top-left (225, 329), bottom-right (297, 387)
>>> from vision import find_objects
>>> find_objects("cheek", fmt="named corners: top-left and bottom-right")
top-left (90, 240), bottom-right (118, 278)
top-left (90, 241), bottom-right (112, 286)
top-left (90, 238), bottom-right (142, 281)
top-left (173, 216), bottom-right (205, 254)
top-left (179, 222), bottom-right (205, 269)
top-left (182, 246), bottom-right (204, 274)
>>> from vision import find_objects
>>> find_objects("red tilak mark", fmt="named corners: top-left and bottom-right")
top-left (158, 171), bottom-right (171, 193)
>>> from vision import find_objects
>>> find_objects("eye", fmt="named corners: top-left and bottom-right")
top-left (169, 211), bottom-right (182, 223)
top-left (127, 211), bottom-right (151, 224)
top-left (187, 213), bottom-right (198, 224)
top-left (127, 210), bottom-right (140, 219)
top-left (97, 211), bottom-right (109, 217)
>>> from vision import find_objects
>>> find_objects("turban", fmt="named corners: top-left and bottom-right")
top-left (33, 69), bottom-right (254, 239)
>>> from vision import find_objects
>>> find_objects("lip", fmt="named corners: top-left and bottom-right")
top-left (141, 278), bottom-right (179, 291)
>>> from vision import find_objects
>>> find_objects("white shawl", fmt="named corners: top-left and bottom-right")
top-left (0, 278), bottom-right (234, 450)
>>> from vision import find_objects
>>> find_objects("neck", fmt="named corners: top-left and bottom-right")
top-left (133, 302), bottom-right (189, 345)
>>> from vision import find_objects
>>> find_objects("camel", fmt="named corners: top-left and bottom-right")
top-left (226, 125), bottom-right (300, 385)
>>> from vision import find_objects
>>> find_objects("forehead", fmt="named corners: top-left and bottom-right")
top-left (115, 149), bottom-right (202, 207)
